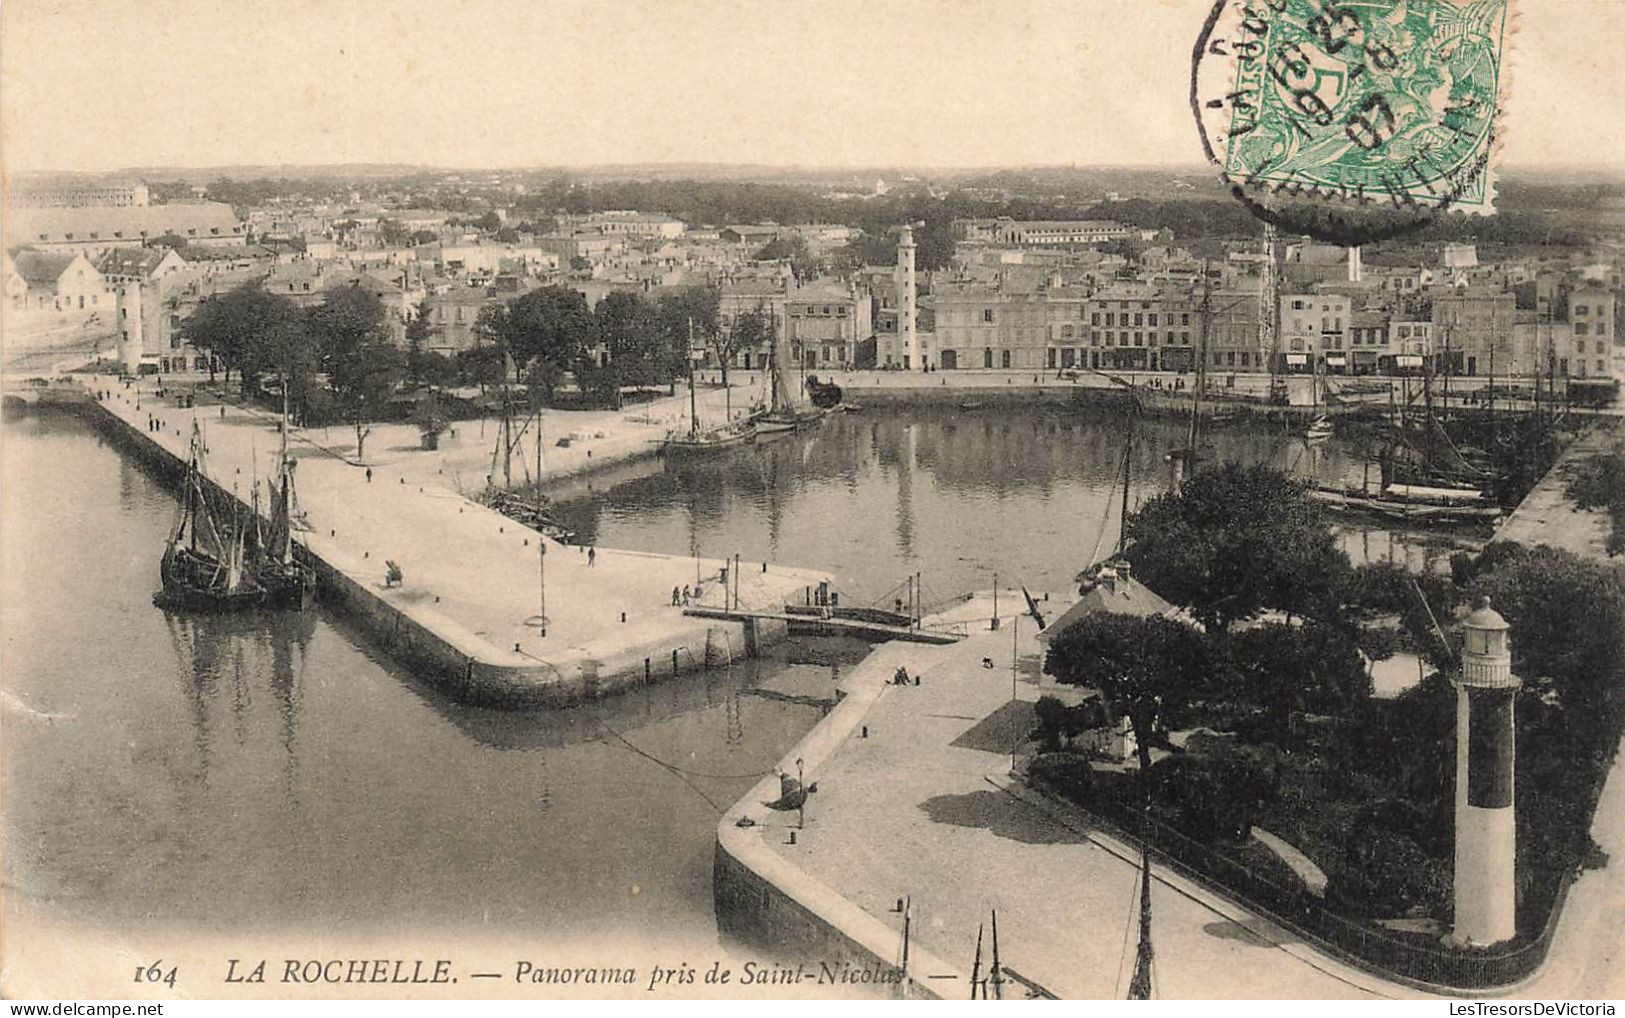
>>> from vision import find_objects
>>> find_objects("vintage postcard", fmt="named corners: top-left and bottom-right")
top-left (3, 0), bottom-right (1623, 1006)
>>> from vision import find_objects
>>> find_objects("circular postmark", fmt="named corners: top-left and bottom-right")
top-left (1191, 0), bottom-right (1509, 245)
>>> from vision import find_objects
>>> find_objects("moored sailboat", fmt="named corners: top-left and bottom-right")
top-left (254, 391), bottom-right (317, 608)
top-left (752, 313), bottom-right (827, 436)
top-left (157, 422), bottom-right (267, 612)
top-left (663, 321), bottom-right (754, 454)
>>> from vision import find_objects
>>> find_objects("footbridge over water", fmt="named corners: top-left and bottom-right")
top-left (683, 605), bottom-right (965, 645)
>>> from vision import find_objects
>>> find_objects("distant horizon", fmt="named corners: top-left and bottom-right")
top-left (8, 158), bottom-right (1623, 184)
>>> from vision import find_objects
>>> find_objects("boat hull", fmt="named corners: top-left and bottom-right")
top-left (157, 546), bottom-right (268, 612)
top-left (662, 431), bottom-right (752, 454)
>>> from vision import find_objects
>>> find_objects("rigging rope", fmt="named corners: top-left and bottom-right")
top-left (595, 715), bottom-right (778, 783)
top-left (1088, 440), bottom-right (1129, 567)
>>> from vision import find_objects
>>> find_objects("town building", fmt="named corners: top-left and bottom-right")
top-left (1431, 290), bottom-right (1518, 377)
top-left (1279, 293), bottom-right (1350, 371)
top-left (4, 202), bottom-right (246, 254)
top-left (10, 180), bottom-right (150, 208)
top-left (957, 219), bottom-right (1135, 247)
top-left (783, 282), bottom-right (871, 370)
top-left (4, 249), bottom-right (107, 312)
top-left (1566, 284), bottom-right (1618, 380)
top-left (93, 246), bottom-right (189, 287)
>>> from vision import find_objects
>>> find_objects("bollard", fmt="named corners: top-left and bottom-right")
top-left (762, 562), bottom-right (767, 573)
top-left (788, 831), bottom-right (797, 846)
top-left (861, 726), bottom-right (869, 739)
top-left (620, 612), bottom-right (626, 623)
top-left (515, 643), bottom-right (521, 652)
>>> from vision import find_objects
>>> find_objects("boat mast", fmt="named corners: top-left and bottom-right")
top-left (1127, 742), bottom-right (1155, 999)
top-left (1188, 264), bottom-right (1212, 457)
top-left (989, 909), bottom-right (1004, 1000)
top-left (1127, 840), bottom-right (1155, 999)
top-left (1260, 222), bottom-right (1282, 402)
top-left (688, 318), bottom-right (700, 440)
top-left (970, 923), bottom-right (984, 1000)
top-left (1118, 419), bottom-right (1133, 557)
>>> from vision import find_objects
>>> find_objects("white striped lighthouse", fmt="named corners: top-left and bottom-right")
top-left (1453, 596), bottom-right (1519, 947)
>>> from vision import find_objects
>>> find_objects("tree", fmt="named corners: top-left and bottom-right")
top-left (592, 291), bottom-right (658, 406)
top-left (500, 286), bottom-right (596, 402)
top-left (307, 286), bottom-right (402, 461)
top-left (1223, 622), bottom-right (1372, 745)
top-left (1472, 545), bottom-right (1625, 752)
top-left (473, 211), bottom-right (502, 232)
top-left (1125, 463), bottom-right (1350, 631)
top-left (494, 227), bottom-right (521, 244)
top-left (377, 218), bottom-right (410, 246)
top-left (177, 282), bottom-right (307, 393)
top-left (755, 234), bottom-right (807, 262)
top-left (1044, 613), bottom-right (1210, 777)
top-left (404, 300), bottom-right (438, 388)
top-left (654, 285), bottom-right (722, 387)
top-left (410, 229), bottom-right (439, 246)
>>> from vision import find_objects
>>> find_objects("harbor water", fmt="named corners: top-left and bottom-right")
top-left (1, 406), bottom-right (1472, 962)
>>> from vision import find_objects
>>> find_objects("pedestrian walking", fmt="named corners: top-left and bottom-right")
top-left (588, 546), bottom-right (597, 567)
top-left (681, 585), bottom-right (691, 606)
top-left (671, 586), bottom-right (681, 606)
top-left (365, 467), bottom-right (373, 483)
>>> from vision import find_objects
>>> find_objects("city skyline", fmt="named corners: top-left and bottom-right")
top-left (5, 0), bottom-right (1625, 176)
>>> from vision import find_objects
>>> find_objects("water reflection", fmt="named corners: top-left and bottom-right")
top-left (554, 409), bottom-right (1474, 605)
top-left (1, 412), bottom-right (825, 948)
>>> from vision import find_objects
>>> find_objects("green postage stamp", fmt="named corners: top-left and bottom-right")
top-left (1195, 0), bottom-right (1512, 219)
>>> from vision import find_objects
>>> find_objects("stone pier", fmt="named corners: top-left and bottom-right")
top-left (88, 381), bottom-right (830, 706)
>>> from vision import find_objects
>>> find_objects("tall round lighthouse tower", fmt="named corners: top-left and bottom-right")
top-left (895, 225), bottom-right (918, 371)
top-left (1452, 596), bottom-right (1519, 947)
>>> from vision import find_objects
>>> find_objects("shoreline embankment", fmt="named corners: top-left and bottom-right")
top-left (74, 385), bottom-right (827, 708)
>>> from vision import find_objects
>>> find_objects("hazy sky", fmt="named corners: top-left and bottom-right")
top-left (3, 0), bottom-right (1623, 174)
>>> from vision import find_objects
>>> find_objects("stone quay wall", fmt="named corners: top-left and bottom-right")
top-left (78, 396), bottom-right (791, 708)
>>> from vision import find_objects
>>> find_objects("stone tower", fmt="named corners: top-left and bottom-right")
top-left (116, 283), bottom-right (144, 374)
top-left (896, 225), bottom-right (919, 370)
top-left (1453, 596), bottom-right (1519, 947)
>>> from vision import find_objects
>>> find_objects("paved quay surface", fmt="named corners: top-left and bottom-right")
top-left (1495, 416), bottom-right (1624, 559)
top-left (724, 593), bottom-right (1405, 1000)
top-left (96, 380), bottom-right (829, 694)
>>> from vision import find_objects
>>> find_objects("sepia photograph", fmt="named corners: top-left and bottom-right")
top-left (2, 0), bottom-right (1623, 1005)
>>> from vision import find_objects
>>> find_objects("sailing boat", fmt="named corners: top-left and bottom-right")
top-left (157, 422), bottom-right (267, 612)
top-left (254, 387), bottom-right (317, 608)
top-left (663, 320), bottom-right (752, 454)
top-left (753, 311), bottom-right (827, 435)
top-left (1165, 267), bottom-right (1214, 488)
top-left (1126, 834), bottom-right (1156, 999)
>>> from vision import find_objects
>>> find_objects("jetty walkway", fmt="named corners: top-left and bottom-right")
top-left (89, 380), bottom-right (830, 705)
top-left (717, 593), bottom-right (1407, 999)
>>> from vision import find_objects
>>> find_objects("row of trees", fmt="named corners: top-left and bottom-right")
top-left (179, 282), bottom-right (402, 459)
top-left (181, 279), bottom-right (775, 448)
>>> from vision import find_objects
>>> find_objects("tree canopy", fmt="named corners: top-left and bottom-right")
top-left (498, 286), bottom-right (597, 401)
top-left (177, 282), bottom-right (307, 393)
top-left (307, 286), bottom-right (402, 460)
top-left (1044, 612), bottom-right (1210, 774)
top-left (1125, 463), bottom-right (1350, 631)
